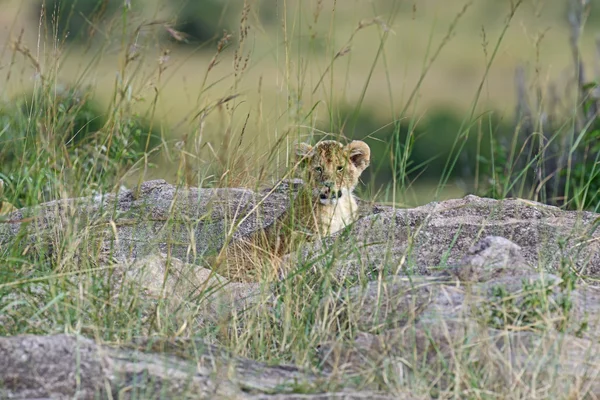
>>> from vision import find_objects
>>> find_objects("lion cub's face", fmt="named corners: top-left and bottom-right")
top-left (295, 140), bottom-right (370, 205)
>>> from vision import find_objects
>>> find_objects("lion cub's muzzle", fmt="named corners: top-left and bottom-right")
top-left (319, 185), bottom-right (343, 205)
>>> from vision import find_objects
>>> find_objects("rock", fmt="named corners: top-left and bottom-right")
top-left (111, 253), bottom-right (261, 326)
top-left (0, 334), bottom-right (397, 399)
top-left (248, 393), bottom-right (402, 399)
top-left (449, 235), bottom-right (535, 282)
top-left (6, 181), bottom-right (597, 278)
top-left (0, 179), bottom-right (388, 267)
top-left (318, 236), bottom-right (600, 395)
top-left (319, 275), bottom-right (446, 333)
top-left (0, 253), bottom-right (262, 334)
top-left (321, 320), bottom-right (600, 397)
top-left (0, 179), bottom-right (292, 264)
top-left (318, 236), bottom-right (534, 335)
top-left (291, 195), bottom-right (600, 279)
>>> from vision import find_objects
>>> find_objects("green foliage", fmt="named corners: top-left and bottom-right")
top-left (168, 0), bottom-right (275, 46)
top-left (169, 0), bottom-right (234, 45)
top-left (477, 129), bottom-right (511, 200)
top-left (564, 84), bottom-right (600, 211)
top-left (483, 270), bottom-right (577, 334)
top-left (476, 4), bottom-right (600, 211)
top-left (35, 0), bottom-right (122, 43)
top-left (482, 81), bottom-right (600, 210)
top-left (0, 84), bottom-right (161, 206)
top-left (325, 107), bottom-right (503, 193)
top-left (485, 280), bottom-right (555, 331)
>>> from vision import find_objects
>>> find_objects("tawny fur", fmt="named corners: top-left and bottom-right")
top-left (0, 179), bottom-right (16, 216)
top-left (212, 140), bottom-right (370, 282)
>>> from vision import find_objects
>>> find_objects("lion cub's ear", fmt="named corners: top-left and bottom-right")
top-left (346, 140), bottom-right (370, 172)
top-left (295, 143), bottom-right (314, 164)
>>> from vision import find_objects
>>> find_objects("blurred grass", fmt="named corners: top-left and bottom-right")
top-left (1, 0), bottom-right (595, 112)
top-left (0, 0), bottom-right (598, 205)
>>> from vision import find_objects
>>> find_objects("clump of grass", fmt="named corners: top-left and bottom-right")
top-left (481, 276), bottom-right (573, 333)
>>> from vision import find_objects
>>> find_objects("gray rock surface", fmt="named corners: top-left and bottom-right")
top-left (112, 253), bottom-right (262, 326)
top-left (0, 179), bottom-right (298, 264)
top-left (318, 235), bottom-right (600, 397)
top-left (0, 333), bottom-right (396, 399)
top-left (293, 195), bottom-right (600, 279)
top-left (0, 179), bottom-right (387, 266)
top-left (5, 180), bottom-right (597, 279)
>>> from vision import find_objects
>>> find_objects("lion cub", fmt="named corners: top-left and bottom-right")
top-left (214, 140), bottom-right (370, 282)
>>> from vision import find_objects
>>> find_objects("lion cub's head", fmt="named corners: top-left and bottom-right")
top-left (295, 140), bottom-right (370, 205)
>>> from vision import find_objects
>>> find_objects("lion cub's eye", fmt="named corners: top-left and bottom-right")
top-left (314, 166), bottom-right (323, 173)
top-left (336, 166), bottom-right (344, 172)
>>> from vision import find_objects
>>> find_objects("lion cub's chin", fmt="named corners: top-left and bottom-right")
top-left (317, 188), bottom-right (352, 206)
top-left (319, 198), bottom-right (338, 206)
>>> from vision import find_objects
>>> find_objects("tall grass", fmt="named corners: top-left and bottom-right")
top-left (0, 0), bottom-right (599, 398)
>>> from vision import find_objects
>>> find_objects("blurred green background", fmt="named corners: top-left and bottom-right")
top-left (0, 0), bottom-right (598, 206)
